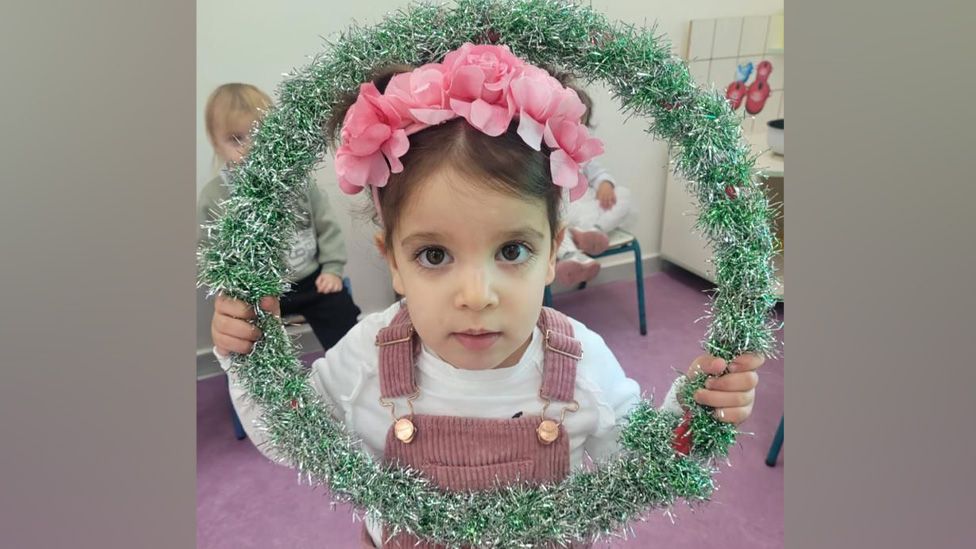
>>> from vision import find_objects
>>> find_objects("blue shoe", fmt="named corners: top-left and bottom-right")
top-left (736, 61), bottom-right (754, 83)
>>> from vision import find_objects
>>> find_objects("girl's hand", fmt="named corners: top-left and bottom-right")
top-left (211, 294), bottom-right (280, 356)
top-left (315, 272), bottom-right (343, 294)
top-left (685, 353), bottom-right (764, 424)
top-left (595, 180), bottom-right (616, 210)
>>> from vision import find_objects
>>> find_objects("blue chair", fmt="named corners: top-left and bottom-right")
top-left (231, 402), bottom-right (247, 440)
top-left (544, 229), bottom-right (647, 335)
top-left (765, 415), bottom-right (784, 466)
top-left (230, 276), bottom-right (352, 440)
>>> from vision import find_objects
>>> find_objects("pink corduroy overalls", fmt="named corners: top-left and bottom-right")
top-left (360, 304), bottom-right (590, 548)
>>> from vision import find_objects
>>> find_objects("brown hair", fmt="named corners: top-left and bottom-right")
top-left (205, 83), bottom-right (273, 146)
top-left (325, 65), bottom-right (576, 252)
top-left (573, 84), bottom-right (594, 128)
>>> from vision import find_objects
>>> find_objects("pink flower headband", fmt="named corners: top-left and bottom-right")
top-left (333, 43), bottom-right (604, 204)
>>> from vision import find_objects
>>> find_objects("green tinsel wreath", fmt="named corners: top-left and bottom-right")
top-left (198, 0), bottom-right (781, 546)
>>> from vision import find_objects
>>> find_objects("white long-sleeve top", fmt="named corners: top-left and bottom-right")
top-left (582, 158), bottom-right (618, 190)
top-left (218, 301), bottom-right (685, 545)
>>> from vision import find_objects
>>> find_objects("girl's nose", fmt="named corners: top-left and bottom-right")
top-left (454, 266), bottom-right (499, 311)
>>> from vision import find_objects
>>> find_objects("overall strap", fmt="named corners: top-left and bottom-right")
top-left (375, 303), bottom-right (420, 398)
top-left (536, 307), bottom-right (582, 403)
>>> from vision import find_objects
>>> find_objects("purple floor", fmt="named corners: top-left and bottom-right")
top-left (197, 267), bottom-right (784, 548)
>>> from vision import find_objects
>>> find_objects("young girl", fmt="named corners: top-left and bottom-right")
top-left (554, 85), bottom-right (634, 286)
top-left (210, 45), bottom-right (763, 548)
top-left (199, 83), bottom-right (361, 351)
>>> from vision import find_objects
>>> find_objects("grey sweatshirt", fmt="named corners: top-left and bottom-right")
top-left (197, 169), bottom-right (347, 281)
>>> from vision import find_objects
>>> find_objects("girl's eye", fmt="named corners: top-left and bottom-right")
top-left (497, 242), bottom-right (533, 264)
top-left (415, 247), bottom-right (452, 269)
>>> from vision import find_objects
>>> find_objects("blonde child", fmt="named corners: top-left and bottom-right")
top-left (199, 83), bottom-right (360, 351)
top-left (210, 46), bottom-right (762, 548)
top-left (554, 85), bottom-right (634, 286)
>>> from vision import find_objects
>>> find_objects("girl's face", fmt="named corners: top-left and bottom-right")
top-left (211, 113), bottom-right (258, 166)
top-left (381, 167), bottom-right (564, 371)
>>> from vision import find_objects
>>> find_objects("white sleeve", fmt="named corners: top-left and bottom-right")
top-left (215, 315), bottom-right (377, 464)
top-left (572, 322), bottom-right (687, 462)
top-left (309, 315), bottom-right (378, 425)
top-left (573, 323), bottom-right (641, 462)
top-left (216, 351), bottom-right (332, 464)
top-left (582, 158), bottom-right (618, 189)
top-left (659, 376), bottom-right (687, 415)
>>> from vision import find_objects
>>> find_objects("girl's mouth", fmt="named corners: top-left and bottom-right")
top-left (452, 331), bottom-right (502, 351)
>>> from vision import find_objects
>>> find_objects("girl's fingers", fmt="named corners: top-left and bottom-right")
top-left (690, 353), bottom-right (763, 378)
top-left (712, 404), bottom-right (753, 424)
top-left (730, 353), bottom-right (765, 372)
top-left (216, 294), bottom-right (255, 320)
top-left (213, 333), bottom-right (255, 355)
top-left (258, 296), bottom-right (280, 316)
top-left (689, 355), bottom-right (727, 377)
top-left (684, 353), bottom-right (762, 425)
top-left (214, 314), bottom-right (262, 342)
top-left (694, 388), bottom-right (754, 409)
top-left (216, 294), bottom-right (279, 319)
top-left (704, 370), bottom-right (759, 392)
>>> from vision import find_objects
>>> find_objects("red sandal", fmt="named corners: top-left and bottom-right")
top-left (744, 79), bottom-right (771, 115)
top-left (745, 60), bottom-right (773, 115)
top-left (754, 59), bottom-right (773, 81)
top-left (725, 80), bottom-right (747, 110)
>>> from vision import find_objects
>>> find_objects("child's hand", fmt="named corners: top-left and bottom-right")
top-left (211, 294), bottom-right (280, 356)
top-left (315, 272), bottom-right (343, 294)
top-left (596, 180), bottom-right (616, 210)
top-left (685, 353), bottom-right (764, 424)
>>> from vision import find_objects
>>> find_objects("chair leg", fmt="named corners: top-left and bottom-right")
top-left (765, 415), bottom-right (784, 466)
top-left (631, 240), bottom-right (647, 335)
top-left (231, 402), bottom-right (247, 440)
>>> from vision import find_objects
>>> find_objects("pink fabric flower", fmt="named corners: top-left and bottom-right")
top-left (544, 115), bottom-right (604, 198)
top-left (510, 66), bottom-right (572, 151)
top-left (334, 82), bottom-right (408, 194)
top-left (443, 43), bottom-right (523, 136)
top-left (384, 64), bottom-right (455, 134)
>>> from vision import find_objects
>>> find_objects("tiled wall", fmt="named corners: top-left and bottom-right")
top-left (685, 14), bottom-right (784, 135)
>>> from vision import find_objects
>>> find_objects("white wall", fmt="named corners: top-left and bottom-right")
top-left (196, 0), bottom-right (784, 324)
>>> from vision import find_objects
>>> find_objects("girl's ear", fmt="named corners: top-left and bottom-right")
top-left (546, 225), bottom-right (566, 285)
top-left (375, 233), bottom-right (407, 296)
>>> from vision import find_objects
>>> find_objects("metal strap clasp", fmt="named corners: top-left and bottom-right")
top-left (536, 390), bottom-right (580, 444)
top-left (375, 326), bottom-right (414, 347)
top-left (544, 329), bottom-right (583, 360)
top-left (380, 390), bottom-right (420, 444)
